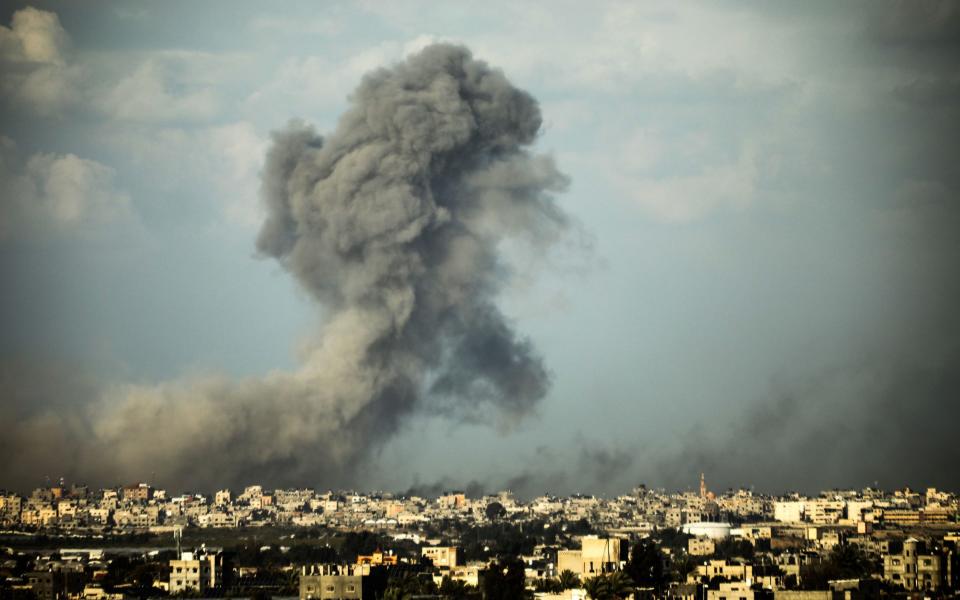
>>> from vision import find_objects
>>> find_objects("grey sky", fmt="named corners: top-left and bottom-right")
top-left (1, 1), bottom-right (958, 498)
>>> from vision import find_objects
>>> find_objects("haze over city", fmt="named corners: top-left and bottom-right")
top-left (1, 1), bottom-right (959, 499)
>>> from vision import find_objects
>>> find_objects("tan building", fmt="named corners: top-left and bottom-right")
top-left (881, 510), bottom-right (921, 526)
top-left (122, 483), bottom-right (151, 503)
top-left (882, 538), bottom-right (942, 591)
top-left (214, 489), bottom-right (231, 506)
top-left (356, 550), bottom-right (397, 566)
top-left (708, 582), bottom-right (771, 600)
top-left (299, 564), bottom-right (386, 600)
top-left (169, 552), bottom-right (221, 594)
top-left (690, 560), bottom-right (754, 584)
top-left (805, 500), bottom-right (845, 525)
top-left (689, 537), bottom-right (716, 556)
top-left (557, 536), bottom-right (623, 576)
top-left (774, 579), bottom-right (879, 600)
top-left (432, 565), bottom-right (481, 588)
top-left (422, 546), bottom-right (458, 568)
top-left (439, 492), bottom-right (467, 509)
top-left (774, 502), bottom-right (805, 523)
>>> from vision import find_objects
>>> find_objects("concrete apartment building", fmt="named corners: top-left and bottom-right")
top-left (689, 537), bottom-right (716, 556)
top-left (214, 489), bottom-right (232, 506)
top-left (422, 546), bottom-right (458, 568)
top-left (774, 502), bottom-right (805, 523)
top-left (121, 483), bottom-right (151, 503)
top-left (774, 579), bottom-right (880, 600)
top-left (299, 564), bottom-right (387, 600)
top-left (882, 538), bottom-right (942, 591)
top-left (557, 536), bottom-right (624, 576)
top-left (438, 492), bottom-right (466, 509)
top-left (708, 581), bottom-right (772, 600)
top-left (690, 560), bottom-right (754, 584)
top-left (169, 551), bottom-right (221, 594)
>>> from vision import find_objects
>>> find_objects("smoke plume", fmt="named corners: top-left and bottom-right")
top-left (1, 44), bottom-right (569, 491)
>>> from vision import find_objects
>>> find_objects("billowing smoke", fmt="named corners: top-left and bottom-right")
top-left (0, 44), bottom-right (569, 491)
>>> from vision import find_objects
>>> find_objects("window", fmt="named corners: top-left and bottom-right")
top-left (347, 585), bottom-right (355, 592)
top-left (325, 585), bottom-right (334, 592)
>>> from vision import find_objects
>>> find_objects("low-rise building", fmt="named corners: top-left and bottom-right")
top-left (689, 537), bottom-right (716, 556)
top-left (557, 537), bottom-right (623, 576)
top-left (422, 546), bottom-right (458, 568)
top-left (299, 564), bottom-right (387, 600)
top-left (707, 581), bottom-right (772, 600)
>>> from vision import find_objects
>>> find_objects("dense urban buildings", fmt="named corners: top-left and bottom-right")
top-left (1, 477), bottom-right (958, 599)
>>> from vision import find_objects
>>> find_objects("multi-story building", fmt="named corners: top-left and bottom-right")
top-left (214, 489), bottom-right (231, 506)
top-left (299, 564), bottom-right (387, 600)
top-left (690, 560), bottom-right (754, 584)
top-left (121, 483), bottom-right (151, 503)
top-left (774, 502), bottom-right (805, 523)
top-left (169, 551), bottom-right (222, 594)
top-left (421, 546), bottom-right (458, 568)
top-left (708, 581), bottom-right (772, 600)
top-left (882, 538), bottom-right (942, 592)
top-left (557, 536), bottom-right (623, 576)
top-left (689, 537), bottom-right (716, 556)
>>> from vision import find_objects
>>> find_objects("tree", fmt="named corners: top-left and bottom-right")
top-left (485, 501), bottom-right (506, 521)
top-left (439, 575), bottom-right (480, 600)
top-left (800, 543), bottom-right (876, 590)
top-left (383, 573), bottom-right (437, 600)
top-left (481, 557), bottom-right (527, 600)
top-left (606, 572), bottom-right (636, 600)
top-left (713, 539), bottom-right (754, 561)
top-left (583, 574), bottom-right (611, 600)
top-left (583, 572), bottom-right (634, 600)
top-left (534, 578), bottom-right (562, 593)
top-left (671, 554), bottom-right (697, 583)
top-left (625, 540), bottom-right (664, 592)
top-left (558, 569), bottom-right (581, 590)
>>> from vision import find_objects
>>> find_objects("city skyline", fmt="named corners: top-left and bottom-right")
top-left (2, 1), bottom-right (959, 496)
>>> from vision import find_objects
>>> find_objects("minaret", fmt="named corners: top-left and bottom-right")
top-left (700, 472), bottom-right (706, 499)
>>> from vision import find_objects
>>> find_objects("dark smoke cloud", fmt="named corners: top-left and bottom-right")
top-left (865, 0), bottom-right (960, 48)
top-left (394, 442), bottom-right (637, 501)
top-left (0, 44), bottom-right (569, 492)
top-left (653, 351), bottom-right (960, 494)
top-left (401, 477), bottom-right (487, 500)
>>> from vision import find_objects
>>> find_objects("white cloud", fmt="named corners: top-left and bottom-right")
top-left (0, 7), bottom-right (77, 115)
top-left (207, 123), bottom-right (270, 226)
top-left (0, 6), bottom-right (67, 65)
top-left (243, 37), bottom-right (447, 122)
top-left (0, 137), bottom-right (133, 240)
top-left (102, 121), bottom-right (268, 228)
top-left (249, 14), bottom-right (343, 36)
top-left (622, 149), bottom-right (760, 222)
top-left (102, 53), bottom-right (224, 122)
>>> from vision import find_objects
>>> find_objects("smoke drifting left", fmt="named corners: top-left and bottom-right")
top-left (0, 44), bottom-right (570, 492)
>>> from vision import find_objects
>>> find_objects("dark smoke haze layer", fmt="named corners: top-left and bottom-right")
top-left (0, 44), bottom-right (569, 491)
